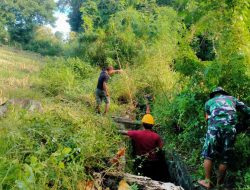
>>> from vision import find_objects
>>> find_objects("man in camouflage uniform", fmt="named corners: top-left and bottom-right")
top-left (198, 87), bottom-right (250, 189)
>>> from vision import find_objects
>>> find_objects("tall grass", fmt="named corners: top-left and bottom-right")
top-left (0, 47), bottom-right (125, 189)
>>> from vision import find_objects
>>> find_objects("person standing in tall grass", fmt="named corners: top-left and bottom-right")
top-left (95, 66), bottom-right (122, 114)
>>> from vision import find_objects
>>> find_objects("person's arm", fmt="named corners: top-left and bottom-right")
top-left (205, 114), bottom-right (209, 120)
top-left (119, 130), bottom-right (138, 140)
top-left (205, 101), bottom-right (210, 121)
top-left (157, 137), bottom-right (164, 149)
top-left (235, 98), bottom-right (250, 116)
top-left (146, 104), bottom-right (150, 114)
top-left (103, 81), bottom-right (109, 96)
top-left (110, 69), bottom-right (123, 74)
top-left (118, 130), bottom-right (129, 135)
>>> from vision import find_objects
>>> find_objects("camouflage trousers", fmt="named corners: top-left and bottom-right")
top-left (201, 125), bottom-right (236, 164)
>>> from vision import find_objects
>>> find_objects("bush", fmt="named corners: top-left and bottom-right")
top-left (38, 58), bottom-right (95, 98)
top-left (24, 26), bottom-right (64, 56)
top-left (25, 40), bottom-right (63, 56)
top-left (0, 104), bottom-right (121, 189)
top-left (39, 62), bottom-right (78, 96)
top-left (64, 58), bottom-right (94, 79)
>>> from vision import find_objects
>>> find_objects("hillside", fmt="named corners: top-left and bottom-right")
top-left (1, 32), bottom-right (250, 190)
top-left (0, 46), bottom-right (43, 102)
top-left (1, 0), bottom-right (250, 188)
top-left (0, 41), bottom-right (249, 189)
top-left (0, 47), bottom-right (127, 189)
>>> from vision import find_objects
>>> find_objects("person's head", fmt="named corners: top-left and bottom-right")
top-left (210, 87), bottom-right (229, 99)
top-left (106, 66), bottom-right (114, 75)
top-left (141, 114), bottom-right (155, 129)
top-left (143, 122), bottom-right (154, 129)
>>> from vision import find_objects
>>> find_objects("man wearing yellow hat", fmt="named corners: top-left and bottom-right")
top-left (120, 113), bottom-right (168, 181)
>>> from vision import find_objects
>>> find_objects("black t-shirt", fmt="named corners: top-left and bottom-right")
top-left (97, 71), bottom-right (110, 90)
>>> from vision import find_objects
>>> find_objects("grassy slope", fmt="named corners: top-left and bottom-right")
top-left (0, 47), bottom-right (124, 189)
top-left (2, 45), bottom-right (247, 189)
top-left (0, 46), bottom-right (44, 102)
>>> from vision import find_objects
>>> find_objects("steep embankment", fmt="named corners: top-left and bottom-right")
top-left (0, 46), bottom-right (42, 101)
top-left (0, 47), bottom-right (127, 189)
top-left (1, 45), bottom-right (249, 189)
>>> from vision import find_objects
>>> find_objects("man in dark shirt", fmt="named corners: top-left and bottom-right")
top-left (95, 66), bottom-right (122, 114)
top-left (120, 114), bottom-right (168, 181)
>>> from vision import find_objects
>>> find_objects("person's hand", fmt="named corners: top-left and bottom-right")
top-left (117, 69), bottom-right (123, 74)
top-left (106, 92), bottom-right (110, 97)
top-left (118, 130), bottom-right (128, 135)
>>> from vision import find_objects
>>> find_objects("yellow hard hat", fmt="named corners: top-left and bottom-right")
top-left (141, 114), bottom-right (155, 125)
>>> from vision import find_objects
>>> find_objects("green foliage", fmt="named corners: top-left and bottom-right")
top-left (0, 105), bottom-right (121, 189)
top-left (191, 35), bottom-right (216, 61)
top-left (130, 183), bottom-right (139, 190)
top-left (70, 3), bottom-right (181, 67)
top-left (63, 7), bottom-right (249, 188)
top-left (0, 23), bottom-right (9, 44)
top-left (57, 0), bottom-right (84, 32)
top-left (0, 0), bottom-right (55, 44)
top-left (1, 0), bottom-right (250, 188)
top-left (64, 58), bottom-right (94, 79)
top-left (80, 0), bottom-right (128, 32)
top-left (233, 134), bottom-right (250, 169)
top-left (151, 1), bottom-right (250, 187)
top-left (24, 26), bottom-right (63, 56)
top-left (40, 64), bottom-right (78, 96)
top-left (26, 40), bottom-right (63, 56)
top-left (0, 45), bottom-right (126, 188)
top-left (0, 47), bottom-right (127, 188)
top-left (38, 57), bottom-right (94, 97)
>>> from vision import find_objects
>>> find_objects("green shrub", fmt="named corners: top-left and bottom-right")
top-left (24, 26), bottom-right (63, 56)
top-left (0, 104), bottom-right (122, 189)
top-left (39, 62), bottom-right (78, 96)
top-left (64, 58), bottom-right (94, 79)
top-left (25, 40), bottom-right (63, 56)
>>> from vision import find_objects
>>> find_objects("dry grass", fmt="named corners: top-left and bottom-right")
top-left (0, 46), bottom-right (43, 100)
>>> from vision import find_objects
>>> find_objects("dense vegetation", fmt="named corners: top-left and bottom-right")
top-left (0, 0), bottom-right (249, 189)
top-left (0, 47), bottom-right (126, 189)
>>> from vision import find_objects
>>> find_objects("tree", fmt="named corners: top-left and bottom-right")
top-left (0, 0), bottom-right (56, 44)
top-left (55, 31), bottom-right (64, 41)
top-left (57, 0), bottom-right (84, 32)
top-left (25, 26), bottom-right (63, 56)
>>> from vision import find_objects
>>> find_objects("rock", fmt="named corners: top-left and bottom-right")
top-left (27, 100), bottom-right (43, 112)
top-left (8, 98), bottom-right (43, 112)
top-left (0, 104), bottom-right (8, 118)
top-left (0, 99), bottom-right (43, 118)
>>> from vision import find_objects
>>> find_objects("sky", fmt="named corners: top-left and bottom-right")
top-left (48, 11), bottom-right (71, 39)
top-left (48, 0), bottom-right (71, 38)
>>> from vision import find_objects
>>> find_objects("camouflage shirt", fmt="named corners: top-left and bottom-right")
top-left (205, 95), bottom-right (250, 129)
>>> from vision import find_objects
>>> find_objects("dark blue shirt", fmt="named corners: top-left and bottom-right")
top-left (97, 71), bottom-right (110, 90)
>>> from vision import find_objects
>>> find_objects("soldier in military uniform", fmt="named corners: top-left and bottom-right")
top-left (198, 87), bottom-right (250, 189)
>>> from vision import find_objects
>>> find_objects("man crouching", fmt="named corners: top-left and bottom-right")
top-left (120, 114), bottom-right (169, 181)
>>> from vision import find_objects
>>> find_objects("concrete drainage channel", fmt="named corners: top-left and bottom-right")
top-left (165, 151), bottom-right (205, 190)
